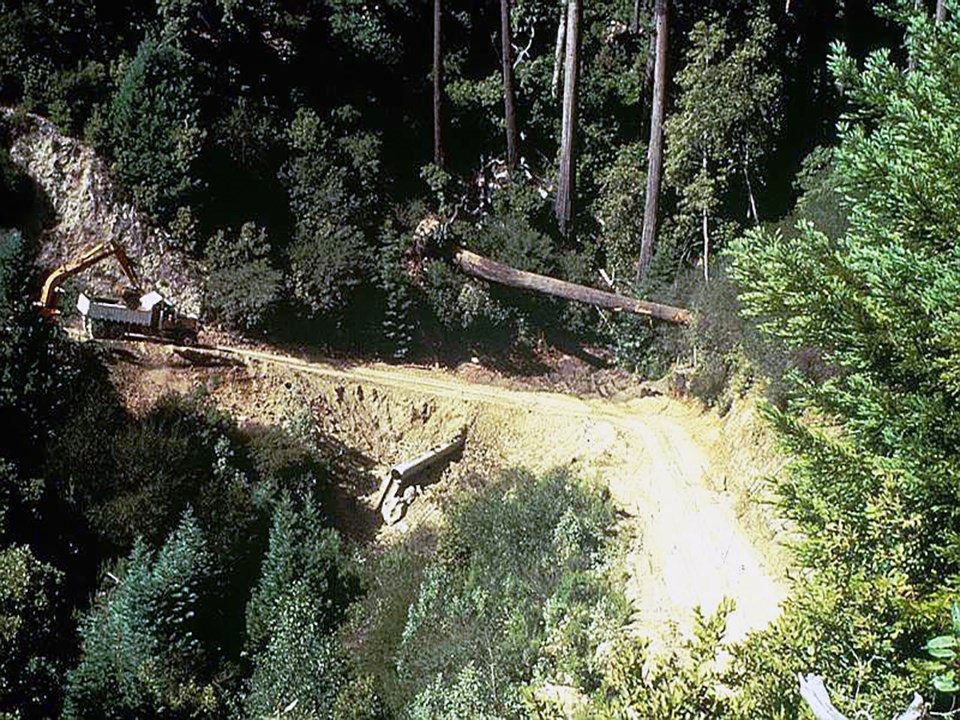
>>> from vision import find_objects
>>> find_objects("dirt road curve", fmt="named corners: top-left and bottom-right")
top-left (196, 344), bottom-right (786, 645)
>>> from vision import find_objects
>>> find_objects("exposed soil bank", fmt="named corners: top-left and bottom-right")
top-left (107, 340), bottom-right (789, 648)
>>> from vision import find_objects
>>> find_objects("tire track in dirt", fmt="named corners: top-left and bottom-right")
top-left (616, 417), bottom-right (785, 645)
top-left (198, 344), bottom-right (786, 644)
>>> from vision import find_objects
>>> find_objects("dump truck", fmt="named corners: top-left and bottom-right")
top-left (77, 291), bottom-right (199, 345)
top-left (38, 239), bottom-right (199, 344)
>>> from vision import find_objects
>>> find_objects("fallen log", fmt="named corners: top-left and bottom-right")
top-left (389, 431), bottom-right (466, 485)
top-left (453, 247), bottom-right (691, 324)
top-left (377, 430), bottom-right (467, 525)
top-left (173, 346), bottom-right (244, 367)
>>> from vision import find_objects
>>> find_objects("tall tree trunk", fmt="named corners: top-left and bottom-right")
top-left (642, 0), bottom-right (656, 122)
top-left (500, 0), bottom-right (519, 174)
top-left (552, 3), bottom-right (567, 100)
top-left (433, 0), bottom-right (443, 167)
top-left (631, 0), bottom-right (642, 33)
top-left (702, 150), bottom-right (710, 285)
top-left (702, 207), bottom-right (710, 284)
top-left (637, 0), bottom-right (668, 280)
top-left (555, 0), bottom-right (580, 238)
top-left (745, 165), bottom-right (759, 225)
top-left (937, 0), bottom-right (947, 22)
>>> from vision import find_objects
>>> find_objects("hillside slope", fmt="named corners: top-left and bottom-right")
top-left (4, 109), bottom-right (202, 314)
top-left (108, 340), bottom-right (789, 648)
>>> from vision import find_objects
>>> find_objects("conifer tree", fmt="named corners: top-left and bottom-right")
top-left (65, 510), bottom-right (218, 719)
top-left (727, 11), bottom-right (960, 713)
top-left (100, 35), bottom-right (203, 223)
top-left (244, 497), bottom-right (357, 719)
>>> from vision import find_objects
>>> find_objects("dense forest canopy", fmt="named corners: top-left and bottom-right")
top-left (0, 0), bottom-right (902, 354)
top-left (2, 0), bottom-right (960, 718)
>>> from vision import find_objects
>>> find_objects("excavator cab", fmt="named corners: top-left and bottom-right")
top-left (40, 239), bottom-right (199, 345)
top-left (120, 287), bottom-right (141, 309)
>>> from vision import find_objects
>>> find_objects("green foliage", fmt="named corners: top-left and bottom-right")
top-left (244, 496), bottom-right (360, 719)
top-left (448, 74), bottom-right (504, 114)
top-left (245, 589), bottom-right (349, 720)
top-left (51, 393), bottom-right (258, 551)
top-left (0, 1), bottom-right (137, 135)
top-left (785, 146), bottom-right (848, 242)
top-left (0, 229), bottom-right (99, 455)
top-left (341, 529), bottom-right (434, 712)
top-left (407, 663), bottom-right (501, 720)
top-left (97, 35), bottom-right (203, 223)
top-left (594, 142), bottom-right (646, 283)
top-left (573, 0), bottom-right (649, 216)
top-left (393, 469), bottom-right (626, 717)
top-left (421, 185), bottom-right (561, 348)
top-left (467, 203), bottom-right (555, 275)
top-left (282, 107), bottom-right (384, 324)
top-left (216, 95), bottom-right (280, 172)
top-left (204, 221), bottom-right (283, 332)
top-left (600, 261), bottom-right (760, 398)
top-left (725, 9), bottom-right (960, 715)
top-left (0, 544), bottom-right (64, 716)
top-left (245, 424), bottom-right (331, 501)
top-left (3, 3), bottom-right (943, 717)
top-left (326, 0), bottom-right (406, 63)
top-left (378, 219), bottom-right (416, 359)
top-left (38, 60), bottom-right (111, 135)
top-left (591, 599), bottom-right (734, 719)
top-left (331, 673), bottom-right (388, 720)
top-left (664, 9), bottom-right (781, 267)
top-left (0, 228), bottom-right (26, 309)
top-left (0, 115), bottom-right (45, 232)
top-left (0, 233), bottom-right (120, 716)
top-left (921, 603), bottom-right (960, 694)
top-left (65, 510), bottom-right (221, 719)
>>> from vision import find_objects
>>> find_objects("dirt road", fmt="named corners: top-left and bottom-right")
top-left (179, 344), bottom-right (785, 645)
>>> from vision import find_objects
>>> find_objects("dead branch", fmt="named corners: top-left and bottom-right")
top-left (798, 674), bottom-right (927, 720)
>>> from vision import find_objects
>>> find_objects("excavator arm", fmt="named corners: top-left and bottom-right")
top-left (37, 240), bottom-right (140, 316)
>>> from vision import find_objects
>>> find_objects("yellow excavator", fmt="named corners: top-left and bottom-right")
top-left (36, 239), bottom-right (140, 317)
top-left (37, 239), bottom-right (200, 344)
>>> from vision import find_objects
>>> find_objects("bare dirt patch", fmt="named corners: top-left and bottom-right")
top-left (106, 340), bottom-right (790, 647)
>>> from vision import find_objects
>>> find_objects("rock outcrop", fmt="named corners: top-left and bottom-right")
top-left (4, 109), bottom-right (203, 315)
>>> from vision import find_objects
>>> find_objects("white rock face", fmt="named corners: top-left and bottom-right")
top-left (4, 109), bottom-right (203, 316)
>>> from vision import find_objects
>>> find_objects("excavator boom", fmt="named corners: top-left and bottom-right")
top-left (37, 240), bottom-right (140, 316)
